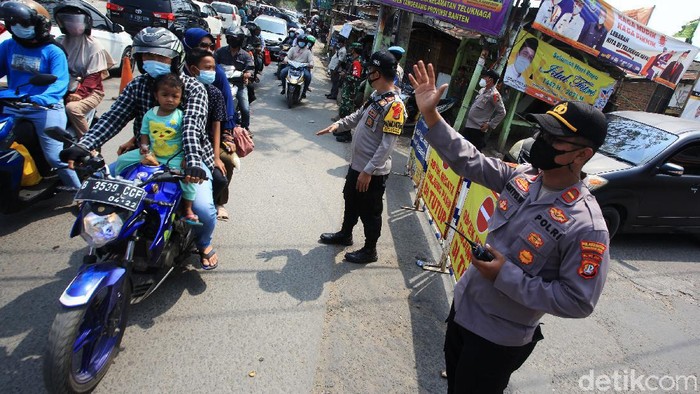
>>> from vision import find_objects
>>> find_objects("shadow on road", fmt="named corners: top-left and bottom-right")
top-left (0, 193), bottom-right (75, 237)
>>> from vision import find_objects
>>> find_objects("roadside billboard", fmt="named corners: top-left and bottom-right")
top-left (420, 149), bottom-right (461, 238)
top-left (532, 0), bottom-right (699, 89)
top-left (503, 30), bottom-right (616, 109)
top-left (373, 0), bottom-right (514, 37)
top-left (449, 183), bottom-right (498, 280)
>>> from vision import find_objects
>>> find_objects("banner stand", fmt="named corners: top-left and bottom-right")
top-left (401, 173), bottom-right (425, 212)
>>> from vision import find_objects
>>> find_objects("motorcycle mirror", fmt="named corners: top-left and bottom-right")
top-left (28, 74), bottom-right (58, 86)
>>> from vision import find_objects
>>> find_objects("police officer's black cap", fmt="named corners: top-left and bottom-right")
top-left (481, 69), bottom-right (500, 82)
top-left (368, 50), bottom-right (397, 73)
top-left (526, 101), bottom-right (608, 148)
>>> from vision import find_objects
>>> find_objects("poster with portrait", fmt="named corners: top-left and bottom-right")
top-left (533, 0), bottom-right (699, 89)
top-left (503, 31), bottom-right (616, 109)
top-left (680, 95), bottom-right (700, 121)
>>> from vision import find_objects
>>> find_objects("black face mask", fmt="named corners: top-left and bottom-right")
top-left (529, 136), bottom-right (580, 170)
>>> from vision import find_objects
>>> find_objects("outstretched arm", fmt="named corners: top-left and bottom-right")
top-left (408, 61), bottom-right (448, 128)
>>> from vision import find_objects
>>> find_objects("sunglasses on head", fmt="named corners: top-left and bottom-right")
top-left (199, 42), bottom-right (215, 50)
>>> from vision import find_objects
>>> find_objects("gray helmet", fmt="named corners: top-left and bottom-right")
top-left (132, 27), bottom-right (185, 73)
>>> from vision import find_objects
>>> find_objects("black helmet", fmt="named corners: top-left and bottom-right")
top-left (132, 27), bottom-right (185, 74)
top-left (297, 34), bottom-right (309, 44)
top-left (0, 0), bottom-right (52, 44)
top-left (245, 21), bottom-right (261, 35)
top-left (53, 0), bottom-right (93, 36)
top-left (224, 26), bottom-right (248, 48)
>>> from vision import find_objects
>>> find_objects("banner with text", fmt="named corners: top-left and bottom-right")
top-left (503, 30), bottom-right (616, 109)
top-left (449, 182), bottom-right (498, 280)
top-left (532, 0), bottom-right (699, 88)
top-left (373, 0), bottom-right (513, 37)
top-left (420, 149), bottom-right (462, 239)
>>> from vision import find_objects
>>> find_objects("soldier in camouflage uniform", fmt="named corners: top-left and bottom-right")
top-left (334, 43), bottom-right (364, 142)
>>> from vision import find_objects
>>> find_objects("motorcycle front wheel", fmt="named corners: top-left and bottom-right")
top-left (44, 280), bottom-right (131, 393)
top-left (286, 87), bottom-right (295, 109)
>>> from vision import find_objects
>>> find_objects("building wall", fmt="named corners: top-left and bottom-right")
top-left (614, 80), bottom-right (657, 112)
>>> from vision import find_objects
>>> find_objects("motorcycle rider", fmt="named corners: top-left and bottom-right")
top-left (214, 26), bottom-right (254, 131)
top-left (54, 1), bottom-right (114, 138)
top-left (281, 28), bottom-right (297, 47)
top-left (388, 46), bottom-right (405, 86)
top-left (0, 0), bottom-right (80, 190)
top-left (60, 27), bottom-right (219, 269)
top-left (280, 35), bottom-right (314, 99)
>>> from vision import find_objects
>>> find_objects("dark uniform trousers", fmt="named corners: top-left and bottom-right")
top-left (444, 304), bottom-right (543, 393)
top-left (462, 127), bottom-right (486, 151)
top-left (341, 168), bottom-right (388, 248)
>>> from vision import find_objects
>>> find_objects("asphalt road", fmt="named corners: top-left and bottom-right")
top-left (1, 16), bottom-right (699, 394)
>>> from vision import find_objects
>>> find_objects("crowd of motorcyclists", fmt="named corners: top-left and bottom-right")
top-left (0, 0), bottom-right (344, 269)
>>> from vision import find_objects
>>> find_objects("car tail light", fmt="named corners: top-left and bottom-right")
top-left (153, 12), bottom-right (176, 21)
top-left (106, 2), bottom-right (124, 12)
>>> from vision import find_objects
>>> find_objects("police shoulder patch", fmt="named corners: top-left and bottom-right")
top-left (382, 101), bottom-right (405, 135)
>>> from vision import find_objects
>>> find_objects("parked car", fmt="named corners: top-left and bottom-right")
top-left (254, 14), bottom-right (287, 60)
top-left (192, 0), bottom-right (222, 35)
top-left (210, 1), bottom-right (240, 31)
top-left (505, 111), bottom-right (700, 237)
top-left (0, 0), bottom-right (132, 74)
top-left (106, 0), bottom-right (210, 37)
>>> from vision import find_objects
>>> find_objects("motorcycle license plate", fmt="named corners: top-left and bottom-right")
top-left (75, 179), bottom-right (146, 211)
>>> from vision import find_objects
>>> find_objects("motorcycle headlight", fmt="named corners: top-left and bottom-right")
top-left (585, 175), bottom-right (608, 192)
top-left (81, 211), bottom-right (124, 247)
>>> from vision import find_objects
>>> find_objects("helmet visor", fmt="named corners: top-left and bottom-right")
top-left (57, 14), bottom-right (87, 35)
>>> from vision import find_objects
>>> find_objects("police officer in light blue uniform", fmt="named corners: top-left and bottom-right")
top-left (409, 61), bottom-right (610, 393)
top-left (316, 50), bottom-right (406, 264)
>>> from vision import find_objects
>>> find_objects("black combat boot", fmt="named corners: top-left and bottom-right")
top-left (319, 231), bottom-right (353, 246)
top-left (344, 246), bottom-right (378, 264)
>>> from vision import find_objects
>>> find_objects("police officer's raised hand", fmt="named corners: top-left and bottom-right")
top-left (316, 123), bottom-right (339, 136)
top-left (356, 171), bottom-right (371, 192)
top-left (408, 60), bottom-right (448, 128)
top-left (470, 244), bottom-right (506, 282)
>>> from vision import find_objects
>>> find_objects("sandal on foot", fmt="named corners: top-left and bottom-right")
top-left (217, 206), bottom-right (229, 221)
top-left (181, 214), bottom-right (203, 227)
top-left (200, 247), bottom-right (218, 270)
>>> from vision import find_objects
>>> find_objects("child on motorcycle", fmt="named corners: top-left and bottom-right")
top-left (114, 73), bottom-right (200, 226)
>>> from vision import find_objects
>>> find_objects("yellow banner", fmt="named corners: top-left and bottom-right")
top-left (408, 149), bottom-right (425, 187)
top-left (420, 149), bottom-right (461, 238)
top-left (503, 30), bottom-right (616, 109)
top-left (449, 183), bottom-right (499, 280)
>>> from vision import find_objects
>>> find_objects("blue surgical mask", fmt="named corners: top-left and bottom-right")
top-left (142, 60), bottom-right (171, 78)
top-left (12, 24), bottom-right (36, 40)
top-left (298, 42), bottom-right (307, 48)
top-left (197, 70), bottom-right (216, 85)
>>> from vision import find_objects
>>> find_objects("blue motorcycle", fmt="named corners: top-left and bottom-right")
top-left (0, 74), bottom-right (65, 214)
top-left (42, 129), bottom-right (201, 393)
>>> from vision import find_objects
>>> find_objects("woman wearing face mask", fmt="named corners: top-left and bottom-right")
top-left (54, 1), bottom-right (114, 138)
top-left (0, 0), bottom-right (80, 190)
top-left (504, 37), bottom-right (538, 91)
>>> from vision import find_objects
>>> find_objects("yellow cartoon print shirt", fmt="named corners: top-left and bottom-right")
top-left (140, 107), bottom-right (184, 160)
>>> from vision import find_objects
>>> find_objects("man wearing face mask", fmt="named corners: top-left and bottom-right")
top-left (280, 35), bottom-right (314, 98)
top-left (60, 27), bottom-right (220, 269)
top-left (0, 0), bottom-right (80, 190)
top-left (554, 0), bottom-right (586, 40)
top-left (409, 60), bottom-right (610, 393)
top-left (504, 37), bottom-right (538, 91)
top-left (578, 6), bottom-right (608, 51)
top-left (315, 50), bottom-right (405, 264)
top-left (461, 69), bottom-right (506, 151)
top-left (214, 27), bottom-right (254, 131)
top-left (534, 0), bottom-right (563, 30)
